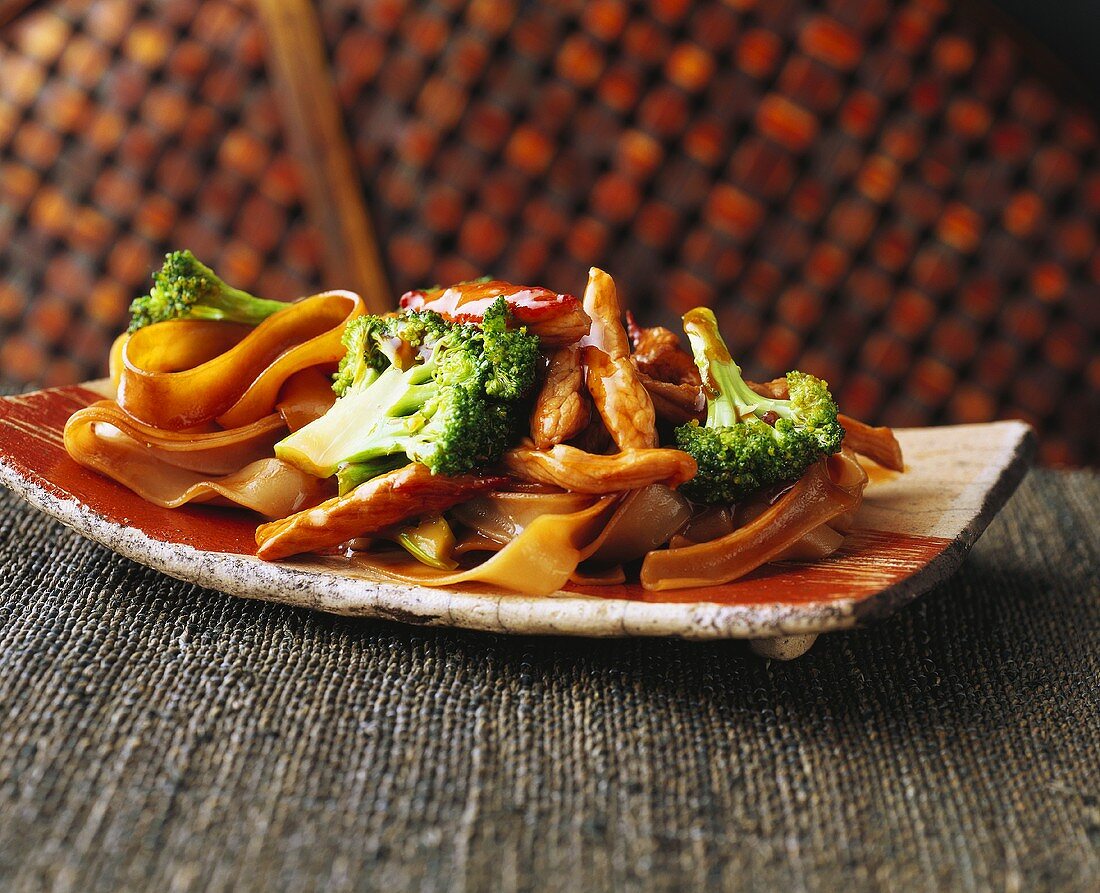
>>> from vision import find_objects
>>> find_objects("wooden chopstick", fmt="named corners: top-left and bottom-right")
top-left (0, 0), bottom-right (40, 29)
top-left (253, 0), bottom-right (393, 314)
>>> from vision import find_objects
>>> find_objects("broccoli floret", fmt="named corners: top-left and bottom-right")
top-left (331, 316), bottom-right (387, 398)
top-left (128, 250), bottom-right (288, 332)
top-left (475, 296), bottom-right (539, 399)
top-left (276, 297), bottom-right (539, 484)
top-left (674, 307), bottom-right (843, 504)
top-left (331, 309), bottom-right (457, 397)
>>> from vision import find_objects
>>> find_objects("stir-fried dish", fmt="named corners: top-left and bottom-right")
top-left (64, 251), bottom-right (905, 596)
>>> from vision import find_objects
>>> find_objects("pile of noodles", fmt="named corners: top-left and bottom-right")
top-left (64, 291), bottom-right (361, 518)
top-left (64, 289), bottom-right (898, 596)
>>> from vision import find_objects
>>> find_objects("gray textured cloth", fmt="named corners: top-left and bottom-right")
top-left (0, 469), bottom-right (1096, 892)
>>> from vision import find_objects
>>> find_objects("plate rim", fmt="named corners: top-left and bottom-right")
top-left (0, 389), bottom-right (1035, 639)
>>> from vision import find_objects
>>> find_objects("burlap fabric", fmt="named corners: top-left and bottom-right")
top-left (0, 467), bottom-right (1096, 892)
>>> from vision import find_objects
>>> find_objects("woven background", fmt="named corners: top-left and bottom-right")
top-left (0, 466), bottom-right (1096, 891)
top-left (0, 0), bottom-right (1098, 466)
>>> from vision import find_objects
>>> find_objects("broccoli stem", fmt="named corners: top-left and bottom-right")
top-left (128, 250), bottom-right (289, 331)
top-left (682, 307), bottom-right (790, 425)
top-left (276, 295), bottom-right (539, 489)
top-left (336, 456), bottom-right (409, 495)
top-left (187, 282), bottom-right (288, 325)
top-left (276, 356), bottom-right (439, 477)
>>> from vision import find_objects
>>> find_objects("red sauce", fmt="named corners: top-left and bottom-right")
top-left (400, 279), bottom-right (579, 324)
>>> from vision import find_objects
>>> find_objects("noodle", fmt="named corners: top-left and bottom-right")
top-left (64, 402), bottom-right (328, 516)
top-left (66, 399), bottom-right (286, 475)
top-left (65, 291), bottom-right (362, 516)
top-left (352, 497), bottom-right (618, 596)
top-left (639, 450), bottom-right (868, 590)
top-left (276, 367), bottom-right (338, 432)
top-left (116, 291), bottom-right (363, 430)
top-left (65, 263), bottom-right (906, 596)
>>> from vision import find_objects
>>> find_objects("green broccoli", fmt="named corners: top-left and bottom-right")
top-left (275, 297), bottom-right (539, 485)
top-left (330, 309), bottom-right (452, 398)
top-left (128, 250), bottom-right (288, 332)
top-left (335, 456), bottom-right (409, 496)
top-left (674, 307), bottom-right (843, 505)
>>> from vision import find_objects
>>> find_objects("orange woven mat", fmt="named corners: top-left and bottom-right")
top-left (0, 0), bottom-right (1096, 464)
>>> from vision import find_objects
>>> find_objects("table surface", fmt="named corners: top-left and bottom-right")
top-left (0, 466), bottom-right (1097, 892)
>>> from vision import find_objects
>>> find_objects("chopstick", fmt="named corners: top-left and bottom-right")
top-left (253, 0), bottom-right (393, 314)
top-left (0, 0), bottom-right (40, 29)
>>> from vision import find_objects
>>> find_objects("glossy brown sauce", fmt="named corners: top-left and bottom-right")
top-left (400, 279), bottom-right (577, 323)
top-left (862, 463), bottom-right (903, 485)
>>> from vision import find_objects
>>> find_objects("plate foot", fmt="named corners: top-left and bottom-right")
top-left (749, 633), bottom-right (818, 660)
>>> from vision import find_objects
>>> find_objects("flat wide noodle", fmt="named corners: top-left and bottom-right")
top-left (66, 399), bottom-right (286, 474)
top-left (64, 401), bottom-right (328, 517)
top-left (772, 523), bottom-right (846, 560)
top-left (352, 497), bottom-right (618, 596)
top-left (276, 366), bottom-right (338, 432)
top-left (584, 485), bottom-right (692, 566)
top-left (116, 290), bottom-right (364, 430)
top-left (639, 450), bottom-right (868, 590)
top-left (450, 490), bottom-right (599, 545)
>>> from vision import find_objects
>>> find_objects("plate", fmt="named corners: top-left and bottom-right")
top-left (0, 384), bottom-right (1034, 653)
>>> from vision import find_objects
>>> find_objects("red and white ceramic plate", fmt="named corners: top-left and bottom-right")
top-left (0, 383), bottom-right (1033, 656)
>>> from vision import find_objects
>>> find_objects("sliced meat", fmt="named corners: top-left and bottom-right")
top-left (626, 312), bottom-right (700, 386)
top-left (256, 463), bottom-right (506, 560)
top-left (747, 377), bottom-right (790, 399)
top-left (580, 268), bottom-right (657, 449)
top-left (585, 349), bottom-right (660, 450)
top-left (837, 414), bottom-right (905, 471)
top-left (636, 370), bottom-right (705, 424)
top-left (530, 345), bottom-right (591, 450)
top-left (569, 412), bottom-right (614, 455)
top-left (503, 443), bottom-right (696, 494)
